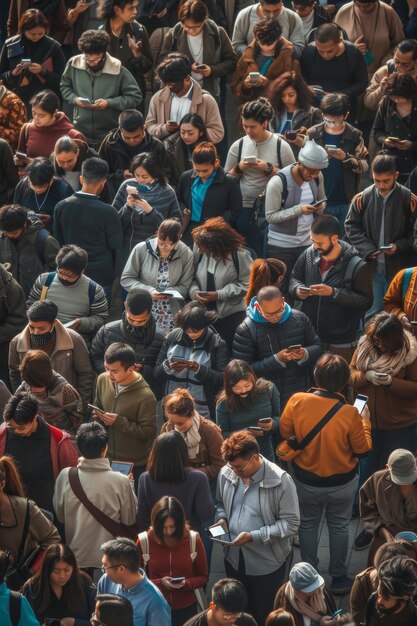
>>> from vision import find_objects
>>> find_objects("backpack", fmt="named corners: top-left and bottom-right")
top-left (35, 228), bottom-right (50, 267)
top-left (138, 530), bottom-right (208, 610)
top-left (9, 590), bottom-right (22, 626)
top-left (39, 272), bottom-right (96, 305)
top-left (343, 255), bottom-right (366, 291)
top-left (401, 267), bottom-right (415, 300)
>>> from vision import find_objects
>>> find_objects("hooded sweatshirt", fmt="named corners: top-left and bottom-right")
top-left (19, 112), bottom-right (87, 158)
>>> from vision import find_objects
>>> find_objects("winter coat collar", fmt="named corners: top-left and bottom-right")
top-left (247, 296), bottom-right (292, 325)
top-left (70, 52), bottom-right (122, 76)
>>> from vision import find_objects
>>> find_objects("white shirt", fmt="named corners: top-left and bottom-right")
top-left (170, 82), bottom-right (193, 124)
top-left (301, 11), bottom-right (315, 37)
top-left (188, 33), bottom-right (204, 84)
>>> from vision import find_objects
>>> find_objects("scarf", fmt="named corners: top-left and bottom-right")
top-left (180, 412), bottom-right (201, 459)
top-left (285, 581), bottom-right (327, 624)
top-left (355, 330), bottom-right (417, 377)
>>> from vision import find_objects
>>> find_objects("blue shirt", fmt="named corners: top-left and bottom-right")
top-left (0, 583), bottom-right (40, 626)
top-left (97, 570), bottom-right (171, 626)
top-left (191, 170), bottom-right (217, 222)
top-left (322, 132), bottom-right (346, 204)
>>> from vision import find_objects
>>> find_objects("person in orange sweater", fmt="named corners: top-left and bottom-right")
top-left (383, 266), bottom-right (417, 331)
top-left (137, 496), bottom-right (208, 626)
top-left (279, 352), bottom-right (371, 596)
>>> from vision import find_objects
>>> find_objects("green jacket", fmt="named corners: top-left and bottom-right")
top-left (60, 53), bottom-right (143, 145)
top-left (95, 373), bottom-right (156, 467)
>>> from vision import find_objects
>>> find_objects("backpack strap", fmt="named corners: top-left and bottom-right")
top-left (287, 9), bottom-right (296, 35)
top-left (88, 279), bottom-right (96, 305)
top-left (35, 228), bottom-right (49, 265)
top-left (276, 137), bottom-right (282, 170)
top-left (401, 268), bottom-right (415, 300)
top-left (138, 531), bottom-right (150, 569)
top-left (189, 530), bottom-right (198, 562)
top-left (40, 272), bottom-right (56, 300)
top-left (344, 255), bottom-right (366, 292)
top-left (277, 171), bottom-right (288, 206)
top-left (9, 590), bottom-right (22, 626)
top-left (237, 137), bottom-right (244, 164)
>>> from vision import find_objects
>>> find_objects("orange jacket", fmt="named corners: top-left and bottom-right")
top-left (383, 267), bottom-right (417, 322)
top-left (279, 390), bottom-right (371, 486)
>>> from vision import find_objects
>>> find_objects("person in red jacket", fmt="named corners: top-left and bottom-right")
top-left (137, 496), bottom-right (208, 626)
top-left (0, 390), bottom-right (78, 517)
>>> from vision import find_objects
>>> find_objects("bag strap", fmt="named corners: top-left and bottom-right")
top-left (68, 468), bottom-right (132, 538)
top-left (9, 591), bottom-right (22, 626)
top-left (344, 255), bottom-right (365, 292)
top-left (277, 171), bottom-right (288, 206)
top-left (35, 228), bottom-right (49, 265)
top-left (297, 397), bottom-right (344, 451)
top-left (16, 500), bottom-right (30, 565)
top-left (276, 137), bottom-right (282, 170)
top-left (402, 268), bottom-right (415, 300)
top-left (189, 530), bottom-right (198, 562)
top-left (138, 531), bottom-right (150, 568)
top-left (237, 137), bottom-right (244, 164)
top-left (88, 279), bottom-right (96, 305)
top-left (40, 272), bottom-right (56, 300)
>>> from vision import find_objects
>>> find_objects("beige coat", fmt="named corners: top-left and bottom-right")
top-left (364, 65), bottom-right (417, 110)
top-left (53, 457), bottom-right (138, 568)
top-left (144, 78), bottom-right (224, 144)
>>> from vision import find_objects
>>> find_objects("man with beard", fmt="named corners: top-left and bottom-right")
top-left (90, 289), bottom-right (164, 398)
top-left (8, 300), bottom-right (94, 412)
top-left (27, 244), bottom-right (109, 345)
top-left (365, 555), bottom-right (417, 625)
top-left (289, 214), bottom-right (373, 362)
top-left (60, 29), bottom-right (142, 149)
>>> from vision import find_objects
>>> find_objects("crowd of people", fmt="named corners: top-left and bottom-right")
top-left (1, 0), bottom-right (417, 625)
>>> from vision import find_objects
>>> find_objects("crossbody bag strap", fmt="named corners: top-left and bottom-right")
top-left (16, 500), bottom-right (30, 564)
top-left (68, 468), bottom-right (133, 538)
top-left (297, 399), bottom-right (344, 451)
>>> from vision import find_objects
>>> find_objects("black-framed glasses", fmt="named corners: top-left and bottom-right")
top-left (100, 563), bottom-right (123, 573)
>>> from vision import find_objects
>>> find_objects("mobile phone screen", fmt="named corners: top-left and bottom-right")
top-left (353, 395), bottom-right (368, 414)
top-left (111, 461), bottom-right (133, 475)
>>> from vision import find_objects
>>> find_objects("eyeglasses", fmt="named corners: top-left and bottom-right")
top-left (101, 564), bottom-right (123, 573)
top-left (227, 455), bottom-right (254, 474)
top-left (90, 614), bottom-right (109, 626)
top-left (57, 269), bottom-right (79, 280)
top-left (258, 304), bottom-right (285, 320)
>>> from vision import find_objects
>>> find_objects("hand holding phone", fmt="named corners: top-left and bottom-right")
top-left (353, 394), bottom-right (368, 414)
top-left (249, 71), bottom-right (261, 81)
top-left (88, 403), bottom-right (104, 414)
top-left (311, 198), bottom-right (326, 208)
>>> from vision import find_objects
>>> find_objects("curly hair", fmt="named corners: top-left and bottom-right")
top-left (253, 17), bottom-right (283, 57)
top-left (78, 29), bottom-right (110, 54)
top-left (378, 556), bottom-right (417, 599)
top-left (384, 72), bottom-right (417, 101)
top-left (268, 71), bottom-right (313, 114)
top-left (98, 0), bottom-right (137, 19)
top-left (221, 431), bottom-right (260, 463)
top-left (192, 217), bottom-right (246, 260)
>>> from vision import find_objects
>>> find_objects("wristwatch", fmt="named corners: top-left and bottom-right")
top-left (264, 162), bottom-right (273, 176)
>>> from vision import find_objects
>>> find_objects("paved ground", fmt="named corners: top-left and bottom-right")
top-left (208, 515), bottom-right (368, 613)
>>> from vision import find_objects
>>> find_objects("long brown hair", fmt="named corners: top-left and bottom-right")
top-left (217, 359), bottom-right (271, 412)
top-left (0, 456), bottom-right (25, 497)
top-left (25, 544), bottom-right (87, 614)
top-left (245, 258), bottom-right (286, 306)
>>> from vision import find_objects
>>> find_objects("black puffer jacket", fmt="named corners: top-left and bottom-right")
top-left (289, 241), bottom-right (373, 344)
top-left (232, 301), bottom-right (322, 407)
top-left (89, 314), bottom-right (164, 397)
top-left (154, 325), bottom-right (230, 419)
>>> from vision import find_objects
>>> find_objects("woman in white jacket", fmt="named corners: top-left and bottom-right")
top-left (190, 217), bottom-right (253, 348)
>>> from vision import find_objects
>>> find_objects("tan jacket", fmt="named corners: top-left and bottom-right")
top-left (383, 267), bottom-right (417, 323)
top-left (161, 413), bottom-right (224, 483)
top-left (231, 38), bottom-right (300, 101)
top-left (0, 496), bottom-right (60, 565)
top-left (364, 65), bottom-right (417, 111)
top-left (144, 79), bottom-right (224, 144)
top-left (8, 320), bottom-right (94, 409)
top-left (54, 457), bottom-right (137, 568)
top-left (360, 468), bottom-right (417, 537)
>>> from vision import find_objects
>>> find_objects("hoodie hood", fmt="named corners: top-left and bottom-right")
top-left (247, 296), bottom-right (292, 325)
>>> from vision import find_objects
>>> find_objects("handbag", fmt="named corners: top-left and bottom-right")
top-left (276, 391), bottom-right (345, 462)
top-left (68, 468), bottom-right (138, 541)
top-left (5, 500), bottom-right (41, 591)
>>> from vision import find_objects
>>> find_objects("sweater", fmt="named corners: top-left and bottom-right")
top-left (0, 85), bottom-right (26, 151)
top-left (14, 177), bottom-right (74, 224)
top-left (216, 381), bottom-right (280, 437)
top-left (53, 192), bottom-right (123, 285)
top-left (280, 390), bottom-right (371, 486)
top-left (137, 530), bottom-right (208, 610)
top-left (95, 373), bottom-right (157, 467)
top-left (383, 267), bottom-right (417, 322)
top-left (137, 467), bottom-right (215, 533)
top-left (18, 113), bottom-right (86, 159)
top-left (53, 457), bottom-right (138, 568)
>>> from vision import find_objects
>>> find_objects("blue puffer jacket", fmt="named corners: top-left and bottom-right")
top-left (232, 298), bottom-right (322, 407)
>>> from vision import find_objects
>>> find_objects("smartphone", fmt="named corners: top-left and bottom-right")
top-left (298, 286), bottom-right (311, 293)
top-left (15, 151), bottom-right (28, 159)
top-left (167, 120), bottom-right (177, 125)
top-left (21, 58), bottom-right (31, 64)
top-left (247, 426), bottom-right (263, 433)
top-left (210, 530), bottom-right (234, 544)
top-left (170, 355), bottom-right (188, 362)
top-left (411, 321), bottom-right (417, 327)
top-left (387, 136), bottom-right (400, 142)
top-left (325, 144), bottom-right (338, 151)
top-left (379, 245), bottom-right (393, 250)
top-left (311, 198), bottom-right (326, 207)
top-left (249, 71), bottom-right (261, 80)
top-left (196, 64), bottom-right (206, 70)
top-left (63, 320), bottom-right (77, 328)
top-left (88, 403), bottom-right (104, 413)
top-left (111, 461), bottom-right (133, 475)
top-left (45, 620), bottom-right (61, 626)
top-left (78, 97), bottom-right (91, 105)
top-left (258, 417), bottom-right (272, 423)
top-left (353, 394), bottom-right (368, 414)
top-left (285, 130), bottom-right (298, 140)
top-left (288, 344), bottom-right (302, 351)
top-left (126, 185), bottom-right (140, 200)
top-left (209, 525), bottom-right (228, 537)
top-left (313, 86), bottom-right (324, 94)
top-left (243, 156), bottom-right (257, 163)
top-left (171, 576), bottom-right (185, 583)
top-left (328, 609), bottom-right (343, 620)
top-left (198, 291), bottom-right (208, 296)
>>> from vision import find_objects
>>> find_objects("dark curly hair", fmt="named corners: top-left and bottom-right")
top-left (384, 72), bottom-right (417, 101)
top-left (268, 71), bottom-right (313, 114)
top-left (78, 29), bottom-right (110, 54)
top-left (98, 0), bottom-right (137, 19)
top-left (192, 217), bottom-right (246, 260)
top-left (253, 17), bottom-right (283, 57)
